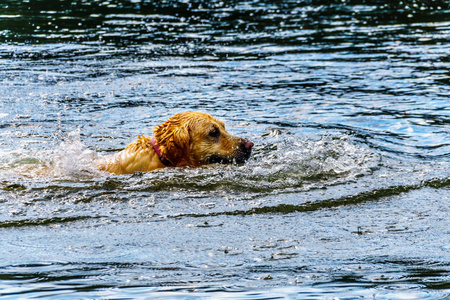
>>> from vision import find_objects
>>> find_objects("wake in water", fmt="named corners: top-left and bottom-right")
top-left (0, 128), bottom-right (101, 180)
top-left (0, 128), bottom-right (380, 192)
top-left (47, 129), bottom-right (101, 178)
top-left (249, 129), bottom-right (379, 188)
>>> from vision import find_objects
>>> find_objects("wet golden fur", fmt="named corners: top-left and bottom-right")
top-left (96, 111), bottom-right (253, 174)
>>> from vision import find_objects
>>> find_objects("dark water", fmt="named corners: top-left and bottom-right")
top-left (1, 0), bottom-right (450, 298)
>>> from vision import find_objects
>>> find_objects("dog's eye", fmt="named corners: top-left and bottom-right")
top-left (209, 127), bottom-right (220, 138)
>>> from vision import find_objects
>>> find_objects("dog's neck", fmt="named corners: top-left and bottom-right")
top-left (150, 136), bottom-right (172, 166)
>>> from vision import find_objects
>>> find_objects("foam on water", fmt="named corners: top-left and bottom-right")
top-left (47, 128), bottom-right (101, 179)
top-left (248, 131), bottom-right (379, 189)
top-left (0, 129), bottom-right (100, 180)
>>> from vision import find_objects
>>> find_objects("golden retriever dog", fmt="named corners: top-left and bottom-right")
top-left (95, 111), bottom-right (254, 174)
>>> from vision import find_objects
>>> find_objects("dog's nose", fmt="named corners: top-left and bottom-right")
top-left (244, 140), bottom-right (254, 150)
top-left (240, 140), bottom-right (253, 153)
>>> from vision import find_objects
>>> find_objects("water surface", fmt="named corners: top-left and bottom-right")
top-left (1, 0), bottom-right (449, 298)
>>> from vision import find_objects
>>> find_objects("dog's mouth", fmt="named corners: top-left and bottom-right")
top-left (206, 155), bottom-right (233, 164)
top-left (206, 153), bottom-right (250, 165)
top-left (206, 140), bottom-right (254, 165)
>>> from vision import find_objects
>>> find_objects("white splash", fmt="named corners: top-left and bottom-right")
top-left (0, 128), bottom-right (101, 180)
top-left (47, 128), bottom-right (100, 179)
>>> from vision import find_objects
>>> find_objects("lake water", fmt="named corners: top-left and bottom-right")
top-left (1, 0), bottom-right (449, 298)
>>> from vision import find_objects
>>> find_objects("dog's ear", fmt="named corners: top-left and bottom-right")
top-left (153, 113), bottom-right (191, 166)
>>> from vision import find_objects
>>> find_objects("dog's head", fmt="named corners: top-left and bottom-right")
top-left (153, 111), bottom-right (253, 167)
